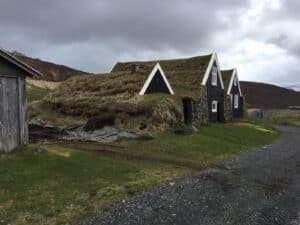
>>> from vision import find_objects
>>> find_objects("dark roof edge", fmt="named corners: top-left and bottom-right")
top-left (0, 48), bottom-right (42, 77)
top-left (114, 53), bottom-right (214, 65)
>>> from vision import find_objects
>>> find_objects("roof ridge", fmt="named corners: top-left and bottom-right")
top-left (116, 53), bottom-right (214, 64)
top-left (0, 47), bottom-right (42, 77)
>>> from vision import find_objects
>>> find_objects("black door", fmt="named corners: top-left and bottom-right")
top-left (183, 99), bottom-right (192, 125)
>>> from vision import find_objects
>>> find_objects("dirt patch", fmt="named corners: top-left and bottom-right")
top-left (29, 124), bottom-right (66, 143)
top-left (85, 114), bottom-right (116, 131)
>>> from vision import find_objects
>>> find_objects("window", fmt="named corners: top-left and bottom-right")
top-left (211, 66), bottom-right (218, 86)
top-left (212, 101), bottom-right (218, 113)
top-left (234, 95), bottom-right (239, 109)
top-left (233, 76), bottom-right (237, 86)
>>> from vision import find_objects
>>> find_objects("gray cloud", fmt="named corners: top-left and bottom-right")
top-left (0, 0), bottom-right (299, 90)
top-left (0, 0), bottom-right (250, 49)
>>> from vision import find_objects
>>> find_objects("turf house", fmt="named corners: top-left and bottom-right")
top-left (0, 48), bottom-right (41, 152)
top-left (222, 68), bottom-right (244, 118)
top-left (45, 53), bottom-right (230, 132)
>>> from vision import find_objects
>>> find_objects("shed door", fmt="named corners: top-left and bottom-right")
top-left (0, 76), bottom-right (20, 152)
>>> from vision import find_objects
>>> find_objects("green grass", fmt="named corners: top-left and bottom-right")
top-left (0, 123), bottom-right (278, 225)
top-left (27, 86), bottom-right (49, 103)
top-left (249, 109), bottom-right (300, 127)
top-left (0, 145), bottom-right (187, 225)
top-left (69, 122), bottom-right (278, 170)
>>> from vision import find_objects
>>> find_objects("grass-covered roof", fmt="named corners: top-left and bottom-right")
top-left (221, 69), bottom-right (234, 91)
top-left (44, 54), bottom-right (213, 130)
top-left (112, 54), bottom-right (213, 98)
top-left (112, 55), bottom-right (212, 73)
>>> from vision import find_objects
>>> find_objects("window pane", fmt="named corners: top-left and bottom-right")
top-left (212, 101), bottom-right (218, 112)
top-left (211, 67), bottom-right (218, 86)
top-left (234, 95), bottom-right (239, 108)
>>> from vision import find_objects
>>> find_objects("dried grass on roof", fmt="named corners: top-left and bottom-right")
top-left (221, 69), bottom-right (234, 91)
top-left (112, 54), bottom-right (212, 99)
top-left (44, 54), bottom-right (213, 130)
top-left (44, 72), bottom-right (183, 130)
top-left (112, 55), bottom-right (212, 74)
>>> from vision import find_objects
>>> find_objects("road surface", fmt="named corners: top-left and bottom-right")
top-left (81, 126), bottom-right (300, 225)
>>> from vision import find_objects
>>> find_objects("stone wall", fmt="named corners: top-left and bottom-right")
top-left (224, 95), bottom-right (233, 122)
top-left (191, 86), bottom-right (209, 124)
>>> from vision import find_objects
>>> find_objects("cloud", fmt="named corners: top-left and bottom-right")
top-left (0, 0), bottom-right (299, 90)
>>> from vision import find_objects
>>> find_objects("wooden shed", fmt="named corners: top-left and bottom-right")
top-left (0, 48), bottom-right (41, 152)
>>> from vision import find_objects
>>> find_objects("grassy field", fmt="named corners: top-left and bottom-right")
top-left (27, 86), bottom-right (49, 103)
top-left (264, 110), bottom-right (300, 127)
top-left (249, 109), bottom-right (300, 127)
top-left (0, 123), bottom-right (278, 225)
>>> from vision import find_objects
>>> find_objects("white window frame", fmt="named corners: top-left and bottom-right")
top-left (212, 100), bottom-right (218, 113)
top-left (211, 66), bottom-right (218, 86)
top-left (234, 94), bottom-right (239, 109)
top-left (233, 77), bottom-right (237, 86)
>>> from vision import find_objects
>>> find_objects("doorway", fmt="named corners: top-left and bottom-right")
top-left (183, 98), bottom-right (192, 125)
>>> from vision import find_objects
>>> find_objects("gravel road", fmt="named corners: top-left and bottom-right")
top-left (81, 126), bottom-right (300, 225)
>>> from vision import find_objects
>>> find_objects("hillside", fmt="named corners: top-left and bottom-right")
top-left (241, 81), bottom-right (300, 109)
top-left (12, 52), bottom-right (91, 81)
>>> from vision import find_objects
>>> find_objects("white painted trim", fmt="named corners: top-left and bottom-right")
top-left (201, 53), bottom-right (224, 89)
top-left (139, 63), bottom-right (175, 96)
top-left (226, 68), bottom-right (243, 96)
top-left (212, 100), bottom-right (218, 113)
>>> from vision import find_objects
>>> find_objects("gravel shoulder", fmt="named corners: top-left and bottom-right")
top-left (80, 126), bottom-right (300, 225)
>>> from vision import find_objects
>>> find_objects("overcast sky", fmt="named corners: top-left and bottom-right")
top-left (1, 0), bottom-right (299, 90)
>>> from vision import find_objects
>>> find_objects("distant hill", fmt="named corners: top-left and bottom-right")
top-left (241, 81), bottom-right (300, 109)
top-left (12, 52), bottom-right (91, 82)
top-left (11, 51), bottom-right (299, 109)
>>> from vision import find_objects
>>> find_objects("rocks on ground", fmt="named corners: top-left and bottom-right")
top-left (28, 117), bottom-right (153, 143)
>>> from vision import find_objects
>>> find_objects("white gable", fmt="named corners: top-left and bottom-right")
top-left (227, 69), bottom-right (242, 96)
top-left (139, 63), bottom-right (175, 96)
top-left (201, 53), bottom-right (224, 89)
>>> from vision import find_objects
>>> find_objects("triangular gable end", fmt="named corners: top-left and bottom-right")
top-left (139, 63), bottom-right (174, 95)
top-left (227, 69), bottom-right (242, 96)
top-left (0, 48), bottom-right (41, 77)
top-left (201, 53), bottom-right (224, 89)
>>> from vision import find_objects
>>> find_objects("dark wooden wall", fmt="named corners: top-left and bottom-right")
top-left (145, 71), bottom-right (170, 94)
top-left (206, 63), bottom-right (224, 122)
top-left (230, 80), bottom-right (243, 118)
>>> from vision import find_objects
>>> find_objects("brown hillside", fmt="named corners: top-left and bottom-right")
top-left (12, 52), bottom-right (91, 81)
top-left (241, 81), bottom-right (300, 109)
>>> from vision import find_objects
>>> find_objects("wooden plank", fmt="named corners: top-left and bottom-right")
top-left (0, 76), bottom-right (20, 152)
top-left (18, 76), bottom-right (28, 145)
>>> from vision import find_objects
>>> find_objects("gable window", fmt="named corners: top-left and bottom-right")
top-left (211, 66), bottom-right (218, 86)
top-left (212, 100), bottom-right (218, 113)
top-left (233, 76), bottom-right (237, 86)
top-left (234, 95), bottom-right (239, 109)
